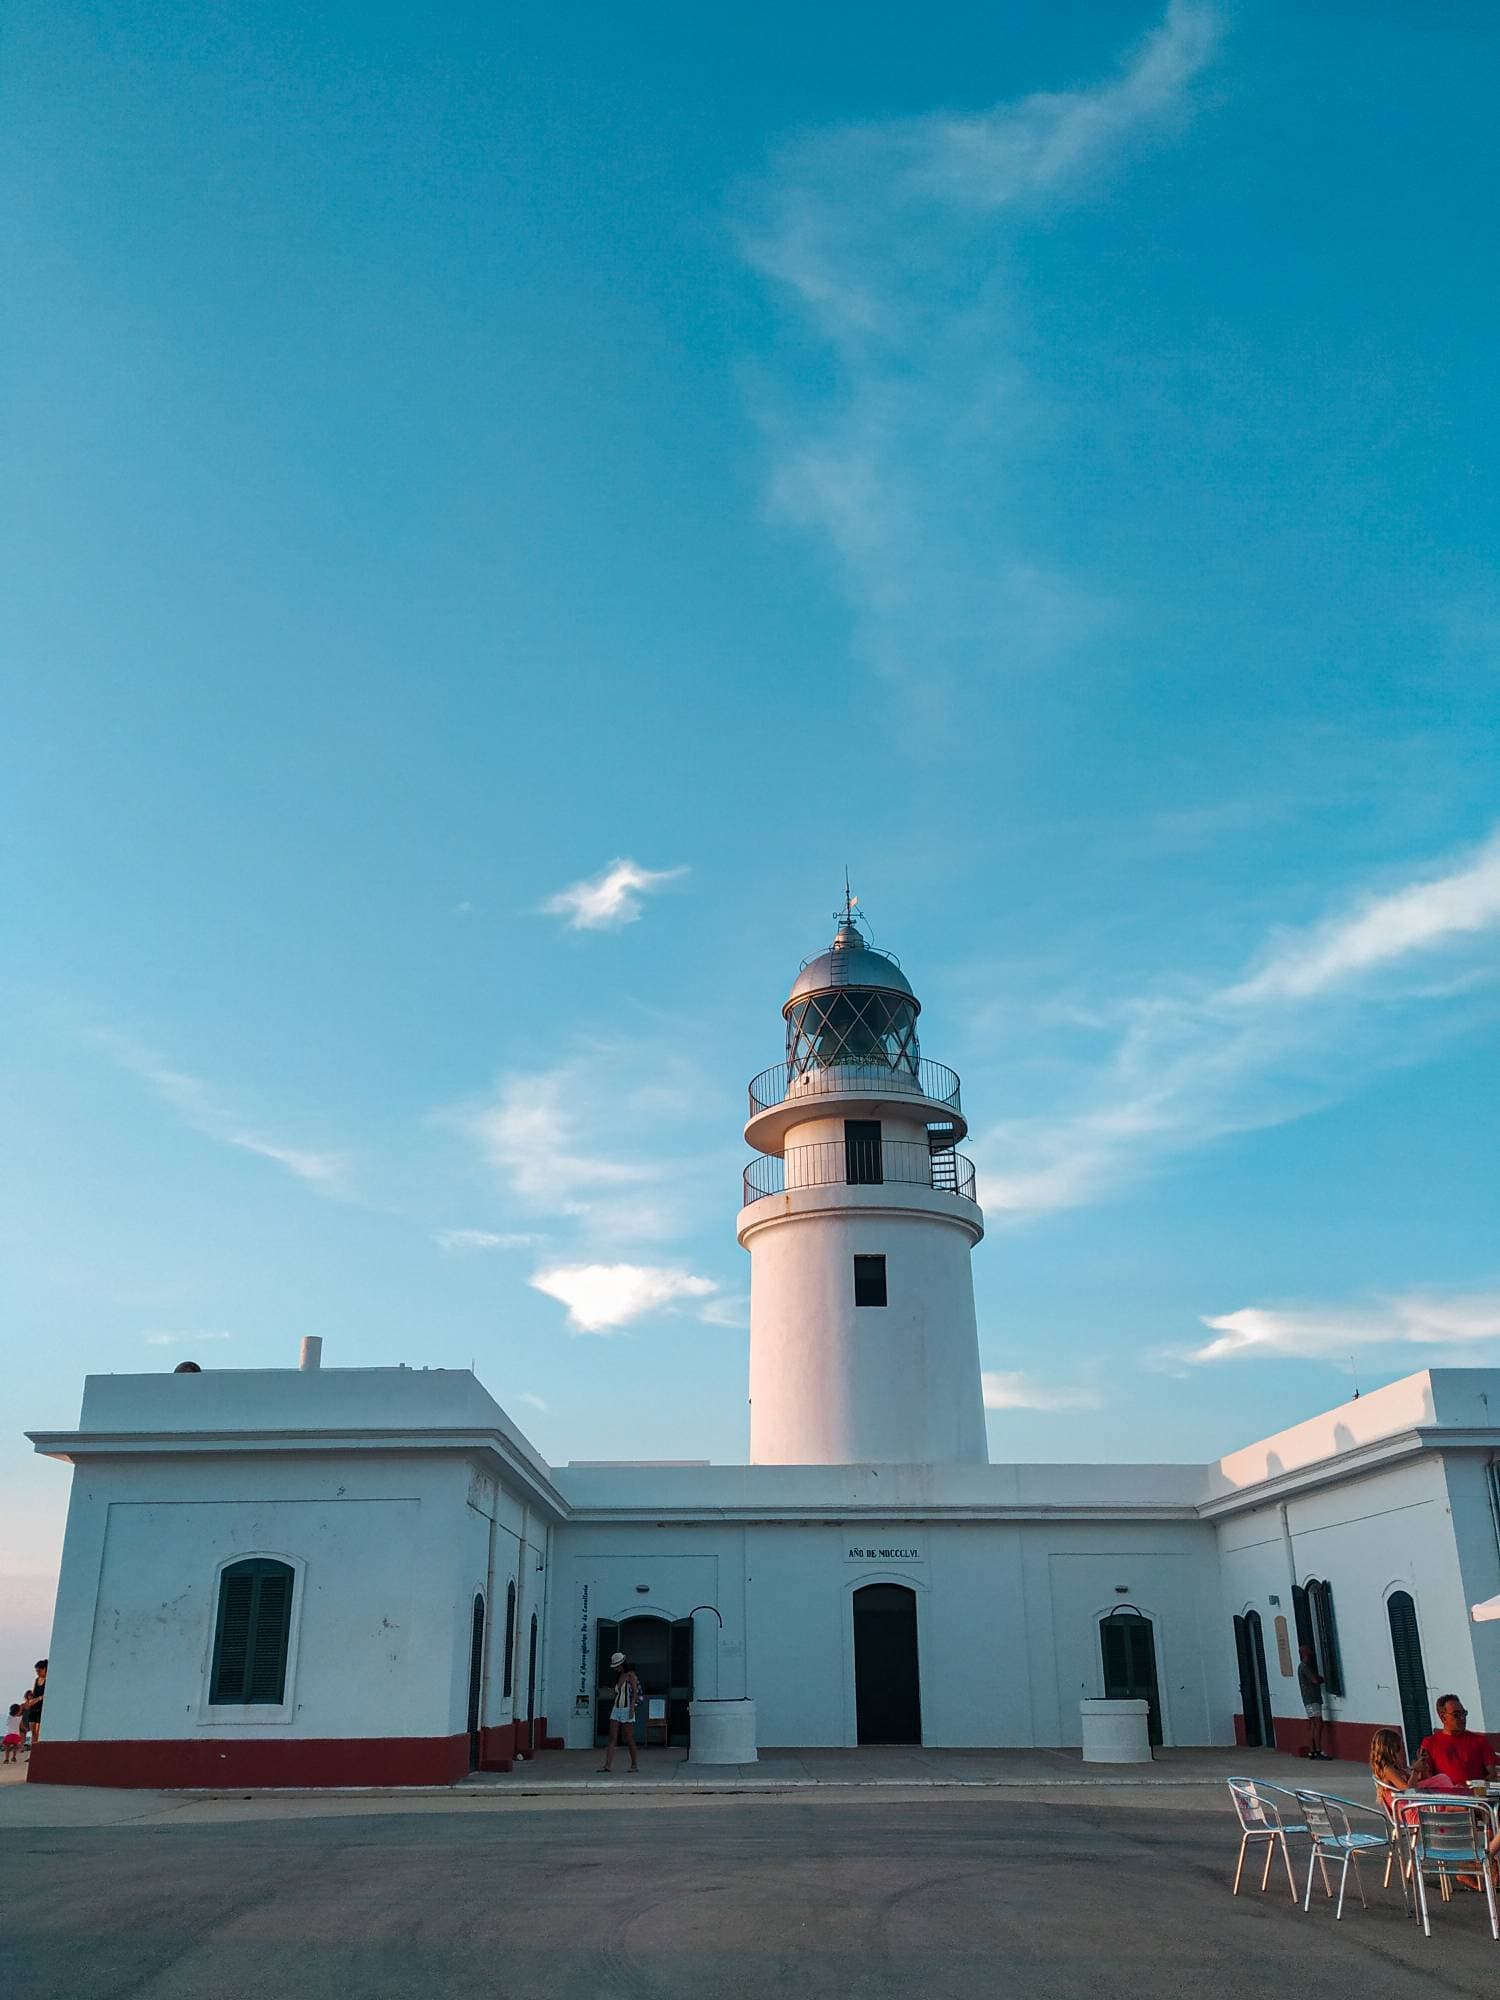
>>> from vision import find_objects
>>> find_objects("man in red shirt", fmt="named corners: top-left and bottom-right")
top-left (1413, 1695), bottom-right (1497, 1787)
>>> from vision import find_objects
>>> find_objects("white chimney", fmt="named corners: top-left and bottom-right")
top-left (299, 1336), bottom-right (323, 1372)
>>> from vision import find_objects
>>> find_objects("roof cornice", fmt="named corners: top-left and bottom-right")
top-left (1196, 1426), bottom-right (1497, 1519)
top-left (25, 1425), bottom-right (573, 1523)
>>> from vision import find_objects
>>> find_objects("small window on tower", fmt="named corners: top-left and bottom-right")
top-left (853, 1255), bottom-right (887, 1307)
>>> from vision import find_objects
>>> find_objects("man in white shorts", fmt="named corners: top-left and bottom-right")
top-left (1298, 1644), bottom-right (1328, 1759)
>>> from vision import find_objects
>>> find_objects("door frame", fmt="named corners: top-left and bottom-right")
top-left (850, 1578), bottom-right (925, 1747)
top-left (841, 1569), bottom-right (927, 1747)
top-left (592, 1609), bottom-right (696, 1748)
top-left (1234, 1608), bottom-right (1274, 1749)
top-left (1095, 1602), bottom-right (1167, 1747)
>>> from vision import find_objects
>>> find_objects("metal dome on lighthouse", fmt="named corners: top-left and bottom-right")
top-left (739, 890), bottom-right (988, 1467)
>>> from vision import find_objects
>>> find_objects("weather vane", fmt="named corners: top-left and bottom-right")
top-left (836, 866), bottom-right (860, 931)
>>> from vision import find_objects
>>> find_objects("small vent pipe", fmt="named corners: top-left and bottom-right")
top-left (299, 1336), bottom-right (323, 1372)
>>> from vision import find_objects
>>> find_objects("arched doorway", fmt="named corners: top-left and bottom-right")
top-left (466, 1593), bottom-right (485, 1771)
top-left (593, 1614), bottom-right (696, 1747)
top-left (1234, 1611), bottom-right (1274, 1748)
top-left (1100, 1608), bottom-right (1162, 1745)
top-left (853, 1584), bottom-right (921, 1744)
top-left (1387, 1591), bottom-right (1431, 1760)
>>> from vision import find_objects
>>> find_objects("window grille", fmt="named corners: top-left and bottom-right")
top-left (786, 991), bottom-right (920, 1077)
top-left (210, 1558), bottom-right (294, 1705)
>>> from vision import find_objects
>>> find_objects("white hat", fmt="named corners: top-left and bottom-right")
top-left (609, 1651), bottom-right (626, 1667)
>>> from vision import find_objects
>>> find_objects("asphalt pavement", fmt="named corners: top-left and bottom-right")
top-left (4, 1786), bottom-right (1498, 1999)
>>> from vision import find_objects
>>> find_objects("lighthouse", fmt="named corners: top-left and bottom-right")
top-left (739, 897), bottom-right (988, 1465)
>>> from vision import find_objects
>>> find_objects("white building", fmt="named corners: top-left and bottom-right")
top-left (24, 913), bottom-right (1500, 1785)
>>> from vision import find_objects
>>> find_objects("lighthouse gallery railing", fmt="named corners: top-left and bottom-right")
top-left (743, 1141), bottom-right (977, 1207)
top-left (747, 1057), bottom-right (962, 1117)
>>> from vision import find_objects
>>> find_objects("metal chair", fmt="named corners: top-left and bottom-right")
top-left (1227, 1777), bottom-right (1312, 1900)
top-left (1374, 1791), bottom-right (1415, 1914)
top-left (1294, 1791), bottom-right (1394, 1919)
top-left (1402, 1796), bottom-right (1500, 1941)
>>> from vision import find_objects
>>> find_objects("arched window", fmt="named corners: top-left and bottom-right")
top-left (502, 1580), bottom-right (517, 1698)
top-left (210, 1559), bottom-right (294, 1705)
top-left (1304, 1578), bottom-right (1343, 1697)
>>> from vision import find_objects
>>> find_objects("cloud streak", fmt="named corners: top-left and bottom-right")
top-left (1225, 832), bottom-right (1500, 1004)
top-left (93, 1033), bottom-right (353, 1198)
top-left (982, 1370), bottom-right (1104, 1413)
top-left (530, 1263), bottom-right (718, 1334)
top-left (973, 827), bottom-right (1500, 1223)
top-left (1173, 1291), bottom-right (1500, 1365)
top-left (434, 1228), bottom-right (544, 1252)
top-left (542, 859), bottom-right (688, 931)
top-left (741, 4), bottom-right (1221, 700)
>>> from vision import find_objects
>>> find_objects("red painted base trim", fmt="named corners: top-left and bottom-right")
top-left (478, 1722), bottom-right (516, 1772)
top-left (28, 1734), bottom-right (471, 1790)
top-left (1233, 1713), bottom-right (1500, 1766)
top-left (475, 1718), bottom-right (555, 1772)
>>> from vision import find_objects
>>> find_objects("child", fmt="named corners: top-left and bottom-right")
top-left (2, 1704), bottom-right (23, 1764)
top-left (1369, 1726), bottom-right (1411, 1814)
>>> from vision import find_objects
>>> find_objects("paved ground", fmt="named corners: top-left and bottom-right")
top-left (0, 1744), bottom-right (1384, 1824)
top-left (464, 1741), bottom-right (1382, 1796)
top-left (5, 1780), bottom-right (1500, 1998)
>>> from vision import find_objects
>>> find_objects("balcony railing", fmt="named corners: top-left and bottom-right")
top-left (742, 1139), bottom-right (977, 1207)
top-left (747, 1057), bottom-right (962, 1118)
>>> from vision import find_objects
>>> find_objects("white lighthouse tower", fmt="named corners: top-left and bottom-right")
top-left (739, 896), bottom-right (988, 1465)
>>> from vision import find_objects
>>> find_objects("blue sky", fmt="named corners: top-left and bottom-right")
top-left (4, 1), bottom-right (1500, 1693)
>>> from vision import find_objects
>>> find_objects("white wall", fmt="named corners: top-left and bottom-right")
top-left (44, 1448), bottom-right (541, 1745)
top-left (551, 1511), bottom-right (1224, 1748)
top-left (743, 1198), bottom-right (987, 1465)
top-left (1214, 1454), bottom-right (1483, 1738)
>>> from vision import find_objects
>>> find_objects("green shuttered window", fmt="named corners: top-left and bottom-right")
top-left (210, 1559), bottom-right (294, 1705)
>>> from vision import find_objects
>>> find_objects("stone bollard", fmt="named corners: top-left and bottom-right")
top-left (1080, 1697), bottom-right (1152, 1763)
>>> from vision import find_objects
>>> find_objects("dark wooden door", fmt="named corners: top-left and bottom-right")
top-left (1387, 1591), bottom-right (1430, 1760)
top-left (853, 1584), bottom-right (922, 1744)
top-left (1101, 1611), bottom-right (1162, 1745)
top-left (594, 1618), bottom-right (620, 1747)
top-left (1234, 1612), bottom-right (1273, 1747)
top-left (466, 1594), bottom-right (485, 1770)
top-left (669, 1615), bottom-right (695, 1746)
top-left (526, 1612), bottom-right (538, 1728)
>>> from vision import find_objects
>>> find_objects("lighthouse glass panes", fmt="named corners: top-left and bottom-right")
top-left (785, 990), bottom-right (920, 1079)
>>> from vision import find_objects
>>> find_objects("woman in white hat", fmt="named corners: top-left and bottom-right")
top-left (600, 1651), bottom-right (642, 1773)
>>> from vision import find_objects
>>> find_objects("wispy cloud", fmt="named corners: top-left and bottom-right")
top-left (973, 827), bottom-right (1500, 1223)
top-left (542, 859), bottom-right (688, 931)
top-left (1224, 831), bottom-right (1500, 1004)
top-left (518, 1391), bottom-right (548, 1411)
top-left (981, 1370), bottom-right (1104, 1413)
top-left (92, 1032), bottom-right (353, 1197)
top-left (741, 3), bottom-right (1221, 701)
top-left (1173, 1291), bottom-right (1500, 1366)
top-left (529, 1263), bottom-right (718, 1334)
top-left (450, 1065), bottom-right (666, 1233)
top-left (434, 1227), bottom-right (545, 1252)
top-left (696, 1294), bottom-right (750, 1330)
top-left (143, 1329), bottom-right (234, 1346)
top-left (443, 1053), bottom-right (732, 1247)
